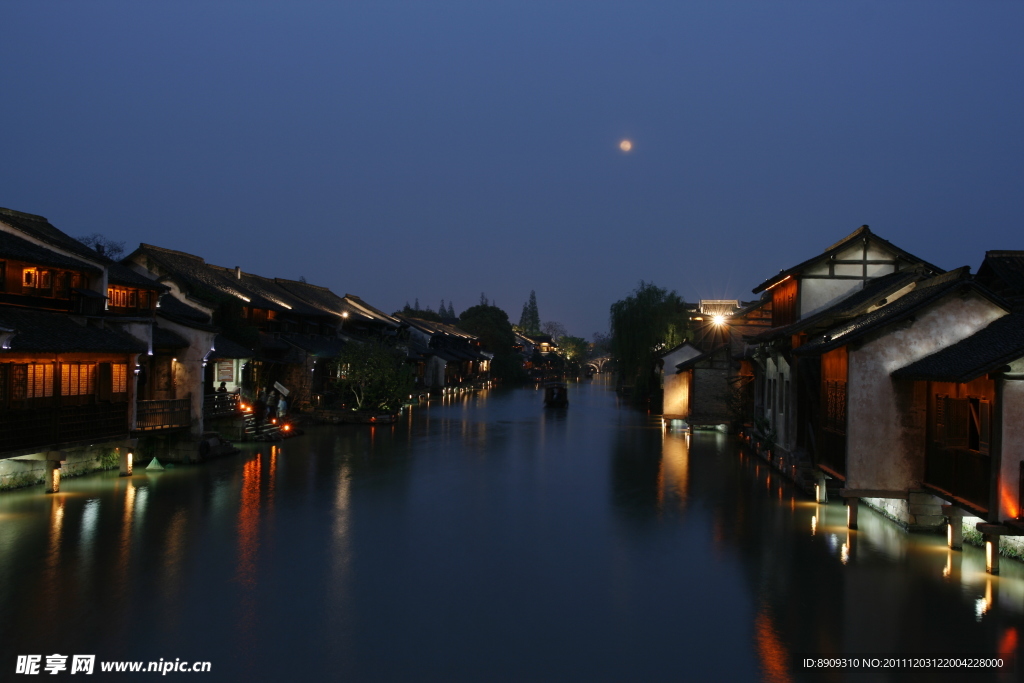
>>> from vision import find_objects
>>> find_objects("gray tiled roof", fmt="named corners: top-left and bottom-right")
top-left (977, 251), bottom-right (1024, 305)
top-left (107, 261), bottom-right (165, 290)
top-left (749, 270), bottom-right (922, 344)
top-left (283, 334), bottom-right (347, 358)
top-left (891, 312), bottom-right (1024, 383)
top-left (156, 294), bottom-right (212, 324)
top-left (0, 305), bottom-right (146, 353)
top-left (0, 207), bottom-right (107, 264)
top-left (0, 207), bottom-right (162, 292)
top-left (211, 334), bottom-right (253, 359)
top-left (0, 230), bottom-right (101, 272)
top-left (676, 344), bottom-right (729, 372)
top-left (794, 268), bottom-right (1005, 355)
top-left (152, 326), bottom-right (189, 349)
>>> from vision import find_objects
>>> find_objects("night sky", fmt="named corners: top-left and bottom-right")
top-left (2, 2), bottom-right (1022, 338)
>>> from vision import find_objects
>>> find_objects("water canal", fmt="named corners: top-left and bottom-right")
top-left (1, 378), bottom-right (1022, 682)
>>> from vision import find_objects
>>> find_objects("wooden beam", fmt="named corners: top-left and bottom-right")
top-left (839, 489), bottom-right (907, 500)
top-left (976, 523), bottom-right (1024, 536)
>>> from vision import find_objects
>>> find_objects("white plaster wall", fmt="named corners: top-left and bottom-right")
top-left (761, 355), bottom-right (792, 447)
top-left (846, 293), bottom-right (1007, 490)
top-left (425, 356), bottom-right (447, 389)
top-left (659, 344), bottom-right (701, 382)
top-left (662, 370), bottom-right (691, 418)
top-left (998, 361), bottom-right (1024, 520)
top-left (155, 319), bottom-right (217, 436)
top-left (801, 278), bottom-right (862, 318)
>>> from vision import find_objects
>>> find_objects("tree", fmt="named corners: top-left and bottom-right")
top-left (459, 303), bottom-right (528, 384)
top-left (556, 335), bottom-right (588, 362)
top-left (609, 281), bottom-right (691, 400)
top-left (76, 233), bottom-right (126, 260)
top-left (541, 320), bottom-right (567, 339)
top-left (518, 290), bottom-right (541, 334)
top-left (331, 339), bottom-right (413, 412)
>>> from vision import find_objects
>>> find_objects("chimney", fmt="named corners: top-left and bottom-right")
top-left (235, 266), bottom-right (241, 280)
top-left (96, 244), bottom-right (105, 256)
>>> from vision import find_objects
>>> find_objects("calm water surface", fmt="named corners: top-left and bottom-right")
top-left (1, 379), bottom-right (1022, 682)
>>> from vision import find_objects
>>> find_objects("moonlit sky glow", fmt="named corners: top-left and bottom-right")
top-left (2, 2), bottom-right (1022, 337)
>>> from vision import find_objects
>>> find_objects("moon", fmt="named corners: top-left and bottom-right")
top-left (619, 139), bottom-right (633, 152)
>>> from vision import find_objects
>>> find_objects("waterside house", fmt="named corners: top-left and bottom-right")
top-left (400, 316), bottom-right (492, 393)
top-left (735, 226), bottom-right (1024, 571)
top-left (0, 207), bottom-right (166, 491)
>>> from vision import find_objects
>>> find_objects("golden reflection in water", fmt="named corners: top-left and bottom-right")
top-left (113, 481), bottom-right (137, 606)
top-left (998, 625), bottom-right (1017, 660)
top-left (40, 496), bottom-right (66, 620)
top-left (944, 550), bottom-right (952, 578)
top-left (810, 515), bottom-right (817, 536)
top-left (268, 445), bottom-right (278, 504)
top-left (236, 454), bottom-right (262, 590)
top-left (840, 532), bottom-right (850, 565)
top-left (754, 604), bottom-right (794, 683)
top-left (328, 462), bottom-right (355, 664)
top-left (235, 454), bottom-right (264, 636)
top-left (976, 576), bottom-right (994, 622)
top-left (160, 508), bottom-right (188, 629)
top-left (657, 431), bottom-right (689, 511)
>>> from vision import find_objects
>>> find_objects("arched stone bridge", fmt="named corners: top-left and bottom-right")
top-left (584, 355), bottom-right (613, 374)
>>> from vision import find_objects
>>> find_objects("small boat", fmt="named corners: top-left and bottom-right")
top-left (543, 381), bottom-right (568, 407)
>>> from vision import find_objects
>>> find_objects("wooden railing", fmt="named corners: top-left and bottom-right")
top-left (925, 446), bottom-right (991, 513)
top-left (0, 403), bottom-right (129, 453)
top-left (136, 396), bottom-right (192, 432)
top-left (204, 392), bottom-right (240, 418)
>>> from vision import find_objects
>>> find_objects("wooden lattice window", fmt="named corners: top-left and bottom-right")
top-left (27, 363), bottom-right (54, 398)
top-left (11, 364), bottom-right (27, 400)
top-left (824, 380), bottom-right (847, 434)
top-left (61, 363), bottom-right (96, 396)
top-left (112, 363), bottom-right (128, 394)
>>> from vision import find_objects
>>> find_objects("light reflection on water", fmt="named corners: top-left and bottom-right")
top-left (0, 379), bottom-right (1021, 681)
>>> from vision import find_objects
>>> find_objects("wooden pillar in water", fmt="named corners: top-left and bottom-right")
top-left (815, 472), bottom-right (828, 503)
top-left (846, 498), bottom-right (859, 530)
top-left (984, 533), bottom-right (1001, 575)
top-left (942, 505), bottom-right (963, 550)
top-left (119, 449), bottom-right (133, 477)
top-left (44, 460), bottom-right (61, 494)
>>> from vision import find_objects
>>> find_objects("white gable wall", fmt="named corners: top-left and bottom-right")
top-left (845, 292), bottom-right (1007, 490)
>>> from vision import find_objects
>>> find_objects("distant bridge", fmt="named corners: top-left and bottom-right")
top-left (584, 355), bottom-right (613, 374)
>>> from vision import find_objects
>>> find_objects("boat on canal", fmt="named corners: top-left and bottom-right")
top-left (543, 380), bottom-right (568, 407)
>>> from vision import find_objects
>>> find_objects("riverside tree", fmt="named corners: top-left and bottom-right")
top-left (459, 303), bottom-right (529, 384)
top-left (331, 339), bottom-right (414, 412)
top-left (518, 290), bottom-right (541, 335)
top-left (609, 281), bottom-right (691, 400)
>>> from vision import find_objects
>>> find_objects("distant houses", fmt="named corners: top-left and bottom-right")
top-left (660, 225), bottom-right (1024, 571)
top-left (0, 204), bottom-right (492, 493)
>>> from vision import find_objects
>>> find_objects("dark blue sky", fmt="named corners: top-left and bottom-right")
top-left (2, 2), bottom-right (1022, 337)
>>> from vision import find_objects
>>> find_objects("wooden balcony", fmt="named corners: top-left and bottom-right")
top-left (0, 403), bottom-right (129, 453)
top-left (136, 396), bottom-right (192, 432)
